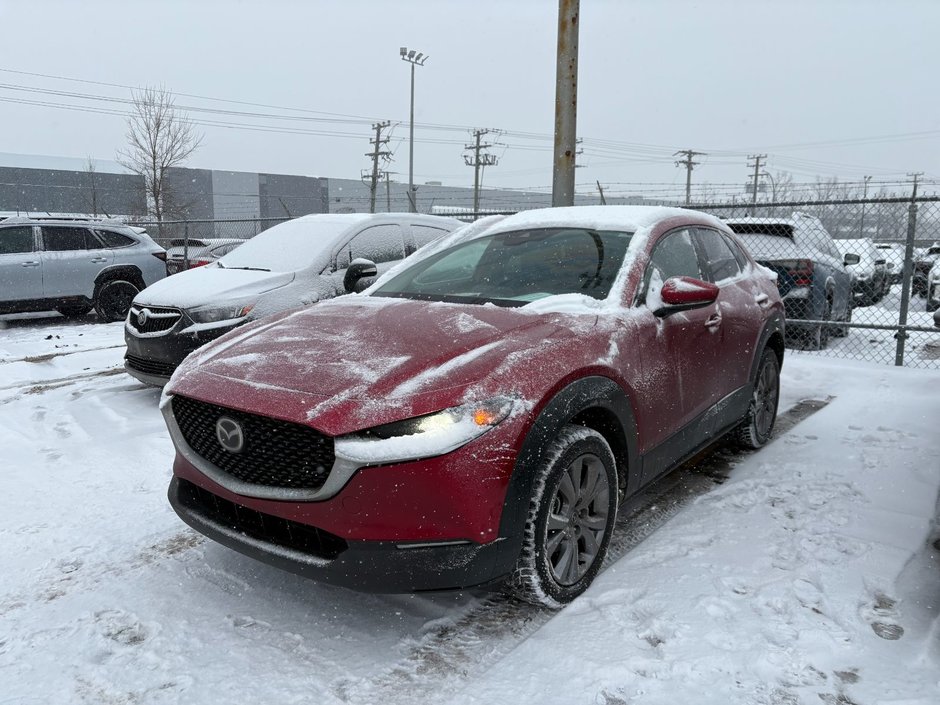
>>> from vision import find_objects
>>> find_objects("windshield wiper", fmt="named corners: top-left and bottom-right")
top-left (225, 266), bottom-right (271, 272)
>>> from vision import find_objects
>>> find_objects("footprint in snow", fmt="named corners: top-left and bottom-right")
top-left (95, 609), bottom-right (151, 646)
top-left (859, 591), bottom-right (905, 641)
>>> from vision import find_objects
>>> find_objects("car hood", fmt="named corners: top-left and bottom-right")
top-left (168, 295), bottom-right (591, 434)
top-left (135, 266), bottom-right (295, 310)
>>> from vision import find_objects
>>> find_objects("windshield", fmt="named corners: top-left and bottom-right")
top-left (218, 218), bottom-right (352, 272)
top-left (372, 227), bottom-right (633, 307)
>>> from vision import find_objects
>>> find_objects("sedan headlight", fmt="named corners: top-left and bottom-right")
top-left (188, 303), bottom-right (255, 324)
top-left (335, 396), bottom-right (518, 465)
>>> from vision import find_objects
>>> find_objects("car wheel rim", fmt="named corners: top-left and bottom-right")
top-left (754, 360), bottom-right (778, 438)
top-left (545, 453), bottom-right (609, 587)
top-left (104, 284), bottom-right (135, 317)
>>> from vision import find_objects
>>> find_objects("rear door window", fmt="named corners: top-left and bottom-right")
top-left (41, 226), bottom-right (97, 251)
top-left (695, 228), bottom-right (742, 283)
top-left (0, 226), bottom-right (36, 254)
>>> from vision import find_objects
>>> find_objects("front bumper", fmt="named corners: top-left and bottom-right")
top-left (124, 318), bottom-right (240, 385)
top-left (168, 476), bottom-right (509, 592)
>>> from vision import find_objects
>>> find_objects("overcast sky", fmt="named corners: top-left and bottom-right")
top-left (0, 0), bottom-right (937, 200)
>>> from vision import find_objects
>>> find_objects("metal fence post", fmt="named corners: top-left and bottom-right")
top-left (894, 198), bottom-right (919, 366)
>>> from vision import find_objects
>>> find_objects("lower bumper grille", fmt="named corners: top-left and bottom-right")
top-left (125, 353), bottom-right (176, 377)
top-left (175, 478), bottom-right (347, 560)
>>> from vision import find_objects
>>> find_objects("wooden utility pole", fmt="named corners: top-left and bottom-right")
top-left (674, 149), bottom-right (705, 205)
top-left (464, 129), bottom-right (499, 215)
top-left (552, 0), bottom-right (579, 207)
top-left (596, 180), bottom-right (607, 205)
top-left (364, 121), bottom-right (392, 213)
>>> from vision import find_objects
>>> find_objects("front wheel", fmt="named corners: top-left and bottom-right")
top-left (94, 280), bottom-right (139, 322)
top-left (735, 348), bottom-right (780, 450)
top-left (506, 425), bottom-right (618, 608)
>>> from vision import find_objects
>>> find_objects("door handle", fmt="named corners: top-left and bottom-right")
top-left (704, 313), bottom-right (722, 329)
top-left (754, 293), bottom-right (770, 307)
top-left (90, 257), bottom-right (109, 263)
top-left (20, 260), bottom-right (40, 267)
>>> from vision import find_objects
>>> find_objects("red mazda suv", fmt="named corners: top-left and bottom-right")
top-left (163, 206), bottom-right (785, 607)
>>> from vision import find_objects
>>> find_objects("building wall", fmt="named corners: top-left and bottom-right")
top-left (0, 166), bottom-right (146, 216)
top-left (259, 173), bottom-right (328, 219)
top-left (164, 167), bottom-right (214, 219)
top-left (211, 170), bottom-right (260, 220)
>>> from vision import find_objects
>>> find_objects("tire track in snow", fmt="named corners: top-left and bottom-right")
top-left (335, 398), bottom-right (833, 705)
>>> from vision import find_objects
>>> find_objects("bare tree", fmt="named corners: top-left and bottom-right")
top-left (117, 86), bottom-right (201, 222)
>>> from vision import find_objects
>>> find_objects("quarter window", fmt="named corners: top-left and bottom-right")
top-left (95, 229), bottom-right (135, 248)
top-left (0, 226), bottom-right (35, 254)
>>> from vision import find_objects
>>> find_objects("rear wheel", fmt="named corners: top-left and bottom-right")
top-left (94, 280), bottom-right (139, 322)
top-left (833, 299), bottom-right (852, 337)
top-left (735, 348), bottom-right (780, 450)
top-left (506, 425), bottom-right (618, 608)
top-left (804, 297), bottom-right (832, 350)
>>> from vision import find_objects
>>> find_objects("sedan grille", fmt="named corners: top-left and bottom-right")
top-left (172, 395), bottom-right (335, 491)
top-left (128, 305), bottom-right (182, 334)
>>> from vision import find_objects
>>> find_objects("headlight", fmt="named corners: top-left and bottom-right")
top-left (188, 303), bottom-right (255, 324)
top-left (335, 396), bottom-right (517, 465)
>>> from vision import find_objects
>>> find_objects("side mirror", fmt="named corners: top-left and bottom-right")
top-left (653, 276), bottom-right (720, 318)
top-left (843, 253), bottom-right (861, 266)
top-left (343, 258), bottom-right (378, 293)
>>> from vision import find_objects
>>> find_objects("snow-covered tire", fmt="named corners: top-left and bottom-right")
top-left (833, 299), bottom-right (852, 338)
top-left (734, 348), bottom-right (780, 450)
top-left (505, 425), bottom-right (617, 608)
top-left (94, 280), bottom-right (139, 322)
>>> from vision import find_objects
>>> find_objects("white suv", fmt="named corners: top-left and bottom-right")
top-left (0, 218), bottom-right (167, 321)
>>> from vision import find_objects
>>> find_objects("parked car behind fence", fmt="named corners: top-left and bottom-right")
top-left (837, 237), bottom-right (889, 306)
top-left (165, 238), bottom-right (247, 275)
top-left (724, 213), bottom-right (856, 350)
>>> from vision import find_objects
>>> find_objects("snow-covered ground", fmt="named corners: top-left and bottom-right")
top-left (0, 312), bottom-right (938, 705)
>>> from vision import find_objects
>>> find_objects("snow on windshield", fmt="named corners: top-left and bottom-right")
top-left (219, 217), bottom-right (356, 272)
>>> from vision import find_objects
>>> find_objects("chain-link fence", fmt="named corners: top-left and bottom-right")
top-left (136, 217), bottom-right (289, 251)
top-left (135, 199), bottom-right (940, 369)
top-left (685, 196), bottom-right (940, 369)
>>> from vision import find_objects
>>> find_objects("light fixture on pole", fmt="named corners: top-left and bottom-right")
top-left (400, 46), bottom-right (428, 213)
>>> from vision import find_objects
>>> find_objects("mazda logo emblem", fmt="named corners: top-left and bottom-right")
top-left (137, 308), bottom-right (149, 326)
top-left (215, 416), bottom-right (245, 454)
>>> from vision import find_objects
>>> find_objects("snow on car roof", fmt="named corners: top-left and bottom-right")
top-left (487, 205), bottom-right (721, 234)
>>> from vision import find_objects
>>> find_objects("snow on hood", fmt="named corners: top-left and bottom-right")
top-left (134, 265), bottom-right (294, 310)
top-left (171, 295), bottom-right (588, 427)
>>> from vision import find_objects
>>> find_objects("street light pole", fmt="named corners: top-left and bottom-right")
top-left (400, 47), bottom-right (427, 213)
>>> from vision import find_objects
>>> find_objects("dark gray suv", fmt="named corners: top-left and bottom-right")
top-left (0, 218), bottom-right (167, 321)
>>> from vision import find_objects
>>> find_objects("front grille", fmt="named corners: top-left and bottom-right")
top-left (172, 395), bottom-right (335, 491)
top-left (175, 478), bottom-right (347, 559)
top-left (128, 305), bottom-right (182, 334)
top-left (125, 353), bottom-right (176, 377)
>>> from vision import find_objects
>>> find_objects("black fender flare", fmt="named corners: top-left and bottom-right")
top-left (492, 375), bottom-right (639, 576)
top-left (94, 265), bottom-right (145, 295)
top-left (749, 313), bottom-right (786, 383)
